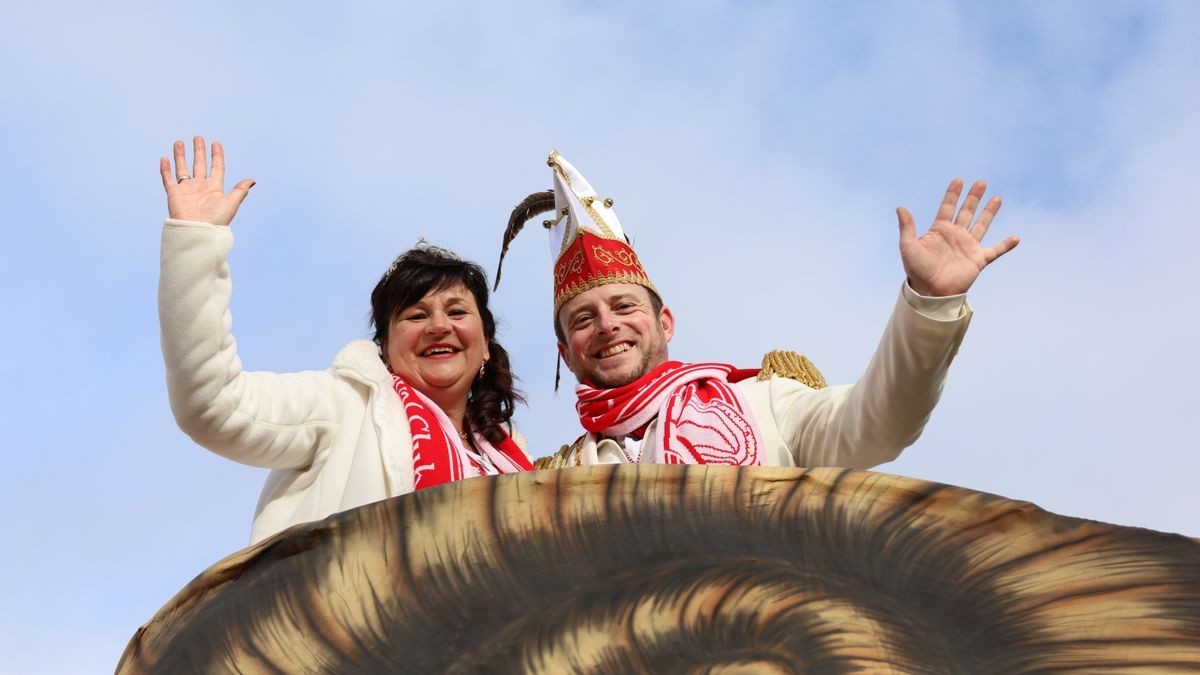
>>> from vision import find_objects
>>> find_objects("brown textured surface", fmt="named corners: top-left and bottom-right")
top-left (117, 466), bottom-right (1200, 674)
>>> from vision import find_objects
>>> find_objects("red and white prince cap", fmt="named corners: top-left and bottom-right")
top-left (495, 150), bottom-right (658, 315)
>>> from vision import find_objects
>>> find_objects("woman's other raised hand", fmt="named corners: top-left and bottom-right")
top-left (159, 136), bottom-right (255, 226)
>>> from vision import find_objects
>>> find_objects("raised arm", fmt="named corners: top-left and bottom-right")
top-left (160, 135), bottom-right (255, 225)
top-left (159, 138), bottom-right (340, 470)
top-left (763, 179), bottom-right (1018, 469)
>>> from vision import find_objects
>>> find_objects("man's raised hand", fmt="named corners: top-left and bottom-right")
top-left (897, 179), bottom-right (1019, 297)
top-left (159, 136), bottom-right (255, 226)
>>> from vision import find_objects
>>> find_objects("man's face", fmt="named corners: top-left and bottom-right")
top-left (557, 283), bottom-right (674, 388)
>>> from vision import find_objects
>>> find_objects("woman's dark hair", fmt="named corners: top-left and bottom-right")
top-left (370, 244), bottom-right (523, 447)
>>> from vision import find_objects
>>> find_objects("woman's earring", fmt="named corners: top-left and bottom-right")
top-left (478, 362), bottom-right (486, 377)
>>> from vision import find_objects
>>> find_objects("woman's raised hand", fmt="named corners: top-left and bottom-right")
top-left (159, 136), bottom-right (255, 226)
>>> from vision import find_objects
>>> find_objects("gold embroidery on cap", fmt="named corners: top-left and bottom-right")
top-left (554, 271), bottom-right (657, 313)
top-left (582, 198), bottom-right (619, 240)
top-left (593, 244), bottom-right (614, 266)
top-left (554, 249), bottom-right (585, 286)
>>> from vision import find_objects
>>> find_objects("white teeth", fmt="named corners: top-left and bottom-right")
top-left (423, 347), bottom-right (456, 356)
top-left (598, 343), bottom-right (631, 358)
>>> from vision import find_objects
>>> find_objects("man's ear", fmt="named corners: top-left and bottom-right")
top-left (557, 341), bottom-right (570, 365)
top-left (659, 305), bottom-right (675, 342)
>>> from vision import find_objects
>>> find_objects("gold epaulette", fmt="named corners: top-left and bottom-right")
top-left (533, 435), bottom-right (586, 470)
top-left (757, 350), bottom-right (827, 389)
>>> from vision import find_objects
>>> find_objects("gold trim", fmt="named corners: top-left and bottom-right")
top-left (582, 198), bottom-right (618, 240)
top-left (554, 271), bottom-right (659, 313)
top-left (547, 155), bottom-right (622, 241)
top-left (533, 435), bottom-right (586, 470)
top-left (591, 244), bottom-right (639, 268)
top-left (553, 248), bottom-right (585, 287)
top-left (532, 449), bottom-right (567, 471)
top-left (757, 350), bottom-right (827, 389)
top-left (557, 227), bottom-right (580, 261)
top-left (548, 152), bottom-right (573, 188)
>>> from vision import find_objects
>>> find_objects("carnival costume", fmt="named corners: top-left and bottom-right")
top-left (498, 153), bottom-right (970, 470)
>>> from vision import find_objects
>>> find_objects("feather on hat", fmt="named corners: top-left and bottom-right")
top-left (496, 151), bottom-right (657, 315)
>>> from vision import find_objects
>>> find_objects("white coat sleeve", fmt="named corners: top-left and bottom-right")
top-left (158, 219), bottom-right (342, 469)
top-left (768, 283), bottom-right (971, 469)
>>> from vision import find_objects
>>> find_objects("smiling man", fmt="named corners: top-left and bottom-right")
top-left (556, 285), bottom-right (672, 389)
top-left (501, 152), bottom-right (1018, 469)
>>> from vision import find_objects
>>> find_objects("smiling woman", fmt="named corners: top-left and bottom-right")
top-left (157, 136), bottom-right (532, 544)
top-left (374, 251), bottom-right (495, 428)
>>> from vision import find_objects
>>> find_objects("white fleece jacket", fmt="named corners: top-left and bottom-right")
top-left (159, 219), bottom-right (523, 543)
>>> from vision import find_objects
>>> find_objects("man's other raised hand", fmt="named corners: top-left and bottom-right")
top-left (897, 179), bottom-right (1019, 297)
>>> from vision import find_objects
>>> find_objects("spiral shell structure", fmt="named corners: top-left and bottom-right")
top-left (119, 466), bottom-right (1200, 673)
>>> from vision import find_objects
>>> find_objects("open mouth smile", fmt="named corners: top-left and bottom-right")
top-left (595, 342), bottom-right (633, 359)
top-left (421, 344), bottom-right (461, 357)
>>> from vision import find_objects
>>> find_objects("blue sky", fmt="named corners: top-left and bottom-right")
top-left (2, 1), bottom-right (1197, 670)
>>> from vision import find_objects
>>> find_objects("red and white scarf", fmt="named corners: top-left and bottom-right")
top-left (392, 375), bottom-right (533, 490)
top-left (575, 361), bottom-right (764, 465)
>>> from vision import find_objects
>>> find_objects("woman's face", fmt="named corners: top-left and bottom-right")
top-left (383, 282), bottom-right (489, 410)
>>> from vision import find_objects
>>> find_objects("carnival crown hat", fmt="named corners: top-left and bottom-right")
top-left (496, 151), bottom-right (658, 315)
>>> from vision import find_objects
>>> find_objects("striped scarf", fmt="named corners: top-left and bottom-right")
top-left (392, 375), bottom-right (532, 490)
top-left (575, 361), bottom-right (764, 465)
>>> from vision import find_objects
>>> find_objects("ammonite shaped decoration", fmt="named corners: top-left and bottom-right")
top-left (118, 466), bottom-right (1200, 673)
